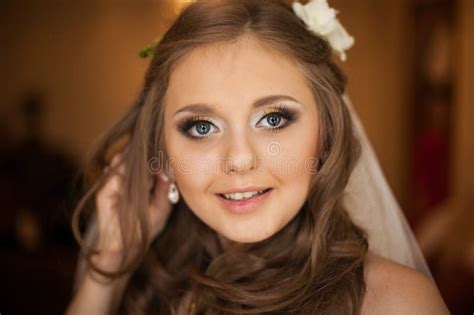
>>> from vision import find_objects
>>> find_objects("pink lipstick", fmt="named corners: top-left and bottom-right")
top-left (215, 188), bottom-right (273, 214)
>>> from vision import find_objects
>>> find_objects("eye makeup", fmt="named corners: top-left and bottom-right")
top-left (176, 103), bottom-right (300, 141)
top-left (177, 115), bottom-right (217, 141)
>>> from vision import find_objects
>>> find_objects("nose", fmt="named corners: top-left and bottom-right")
top-left (222, 131), bottom-right (258, 175)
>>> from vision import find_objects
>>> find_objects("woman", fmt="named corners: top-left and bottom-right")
top-left (66, 0), bottom-right (450, 314)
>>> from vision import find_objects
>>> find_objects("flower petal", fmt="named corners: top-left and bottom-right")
top-left (292, 0), bottom-right (355, 62)
top-left (292, 2), bottom-right (309, 24)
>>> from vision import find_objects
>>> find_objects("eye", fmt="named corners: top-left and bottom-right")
top-left (177, 116), bottom-right (218, 140)
top-left (257, 104), bottom-right (297, 131)
top-left (259, 112), bottom-right (284, 128)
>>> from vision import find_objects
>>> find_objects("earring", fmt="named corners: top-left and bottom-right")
top-left (168, 181), bottom-right (180, 204)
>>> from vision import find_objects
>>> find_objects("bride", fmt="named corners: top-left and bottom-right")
top-left (66, 0), bottom-right (450, 314)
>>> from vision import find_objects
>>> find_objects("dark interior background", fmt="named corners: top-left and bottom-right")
top-left (1, 0), bottom-right (473, 314)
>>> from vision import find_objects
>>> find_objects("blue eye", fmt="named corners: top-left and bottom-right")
top-left (259, 112), bottom-right (284, 128)
top-left (177, 104), bottom-right (298, 141)
top-left (177, 117), bottom-right (217, 140)
top-left (261, 104), bottom-right (298, 132)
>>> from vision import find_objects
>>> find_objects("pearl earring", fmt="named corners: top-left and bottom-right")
top-left (167, 181), bottom-right (179, 204)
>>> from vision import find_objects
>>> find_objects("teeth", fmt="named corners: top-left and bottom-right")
top-left (222, 190), bottom-right (266, 201)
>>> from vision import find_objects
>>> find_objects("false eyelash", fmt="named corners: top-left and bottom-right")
top-left (177, 115), bottom-right (213, 134)
top-left (263, 103), bottom-right (298, 123)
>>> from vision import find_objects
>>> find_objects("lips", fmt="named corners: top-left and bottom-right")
top-left (215, 188), bottom-right (273, 214)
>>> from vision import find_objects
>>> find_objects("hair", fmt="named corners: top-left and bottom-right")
top-left (71, 0), bottom-right (369, 314)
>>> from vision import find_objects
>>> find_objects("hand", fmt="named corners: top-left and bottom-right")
top-left (93, 151), bottom-right (173, 271)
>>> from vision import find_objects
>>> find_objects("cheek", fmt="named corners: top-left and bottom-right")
top-left (265, 126), bottom-right (317, 210)
top-left (168, 148), bottom-right (220, 209)
top-left (279, 176), bottom-right (310, 220)
top-left (171, 162), bottom-right (213, 222)
top-left (265, 128), bottom-right (319, 179)
top-left (170, 155), bottom-right (212, 193)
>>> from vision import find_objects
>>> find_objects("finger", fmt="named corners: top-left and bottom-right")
top-left (95, 180), bottom-right (125, 252)
top-left (97, 162), bottom-right (126, 201)
top-left (110, 152), bottom-right (124, 167)
top-left (148, 171), bottom-right (169, 199)
top-left (101, 152), bottom-right (124, 176)
top-left (148, 173), bottom-right (173, 235)
top-left (94, 152), bottom-right (129, 253)
top-left (96, 159), bottom-right (127, 230)
top-left (151, 172), bottom-right (170, 207)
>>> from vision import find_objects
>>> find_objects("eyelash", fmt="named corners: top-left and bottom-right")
top-left (177, 103), bottom-right (298, 141)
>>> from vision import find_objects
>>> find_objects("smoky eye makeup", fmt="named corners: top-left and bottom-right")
top-left (176, 115), bottom-right (217, 141)
top-left (175, 103), bottom-right (301, 141)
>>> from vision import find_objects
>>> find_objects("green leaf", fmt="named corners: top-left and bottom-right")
top-left (138, 35), bottom-right (163, 59)
top-left (139, 46), bottom-right (153, 59)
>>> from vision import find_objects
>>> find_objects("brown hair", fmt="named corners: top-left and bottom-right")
top-left (71, 0), bottom-right (368, 314)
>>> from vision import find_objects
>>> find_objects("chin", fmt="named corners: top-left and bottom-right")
top-left (225, 233), bottom-right (270, 244)
top-left (218, 222), bottom-right (278, 244)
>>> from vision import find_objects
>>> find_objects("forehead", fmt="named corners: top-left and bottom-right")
top-left (165, 36), bottom-right (314, 110)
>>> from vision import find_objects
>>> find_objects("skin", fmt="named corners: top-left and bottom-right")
top-left (163, 35), bottom-right (319, 244)
top-left (361, 251), bottom-right (451, 315)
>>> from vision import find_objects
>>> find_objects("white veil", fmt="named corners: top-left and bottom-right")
top-left (342, 94), bottom-right (434, 281)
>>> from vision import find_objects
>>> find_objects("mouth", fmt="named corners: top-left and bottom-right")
top-left (217, 188), bottom-right (272, 201)
top-left (215, 188), bottom-right (273, 214)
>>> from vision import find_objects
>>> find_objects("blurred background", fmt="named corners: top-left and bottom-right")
top-left (0, 0), bottom-right (472, 314)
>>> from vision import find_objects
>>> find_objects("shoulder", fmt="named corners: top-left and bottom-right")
top-left (360, 250), bottom-right (451, 315)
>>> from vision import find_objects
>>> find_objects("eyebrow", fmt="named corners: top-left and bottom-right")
top-left (173, 94), bottom-right (301, 117)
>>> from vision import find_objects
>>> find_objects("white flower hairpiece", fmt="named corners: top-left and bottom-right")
top-left (292, 0), bottom-right (354, 62)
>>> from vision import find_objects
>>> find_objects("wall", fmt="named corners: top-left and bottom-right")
top-left (453, 0), bottom-right (474, 200)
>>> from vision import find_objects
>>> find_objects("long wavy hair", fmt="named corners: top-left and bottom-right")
top-left (71, 0), bottom-right (369, 314)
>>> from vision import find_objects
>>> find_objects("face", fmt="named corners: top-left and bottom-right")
top-left (163, 36), bottom-right (319, 244)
